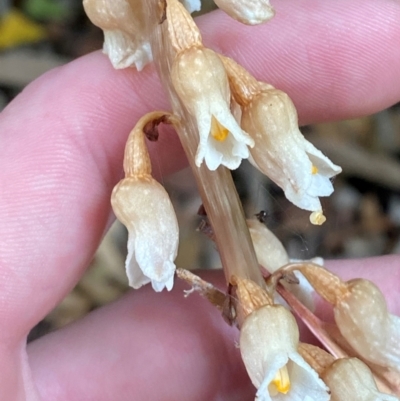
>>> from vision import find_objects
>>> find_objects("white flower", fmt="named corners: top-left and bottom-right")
top-left (171, 46), bottom-right (254, 170)
top-left (83, 0), bottom-right (199, 70)
top-left (241, 89), bottom-right (341, 213)
top-left (83, 0), bottom-right (151, 70)
top-left (321, 358), bottom-right (400, 401)
top-left (240, 304), bottom-right (330, 401)
top-left (111, 177), bottom-right (179, 292)
top-left (213, 0), bottom-right (275, 25)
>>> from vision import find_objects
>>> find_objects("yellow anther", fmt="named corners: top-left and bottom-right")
top-left (311, 165), bottom-right (319, 175)
top-left (211, 116), bottom-right (229, 141)
top-left (310, 210), bottom-right (326, 225)
top-left (268, 366), bottom-right (291, 395)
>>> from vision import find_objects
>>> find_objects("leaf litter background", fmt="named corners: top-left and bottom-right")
top-left (1, 0), bottom-right (399, 340)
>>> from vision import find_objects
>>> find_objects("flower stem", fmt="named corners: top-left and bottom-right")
top-left (141, 2), bottom-right (265, 288)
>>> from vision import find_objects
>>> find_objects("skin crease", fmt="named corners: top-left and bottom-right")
top-left (0, 0), bottom-right (399, 400)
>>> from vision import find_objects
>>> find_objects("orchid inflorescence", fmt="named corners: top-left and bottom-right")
top-left (83, 0), bottom-right (400, 400)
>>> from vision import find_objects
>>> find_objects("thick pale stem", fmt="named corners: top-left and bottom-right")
top-left (141, 1), bottom-right (264, 288)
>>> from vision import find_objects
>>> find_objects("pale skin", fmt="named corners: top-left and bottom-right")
top-left (1, 0), bottom-right (400, 399)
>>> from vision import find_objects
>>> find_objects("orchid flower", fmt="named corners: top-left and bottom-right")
top-left (83, 0), bottom-right (200, 70)
top-left (241, 89), bottom-right (341, 219)
top-left (111, 112), bottom-right (179, 292)
top-left (240, 304), bottom-right (330, 401)
top-left (167, 0), bottom-right (254, 170)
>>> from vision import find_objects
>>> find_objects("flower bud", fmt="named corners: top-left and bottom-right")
top-left (213, 0), bottom-right (275, 25)
top-left (111, 112), bottom-right (179, 291)
top-left (247, 218), bottom-right (289, 272)
top-left (321, 358), bottom-right (399, 401)
top-left (83, 0), bottom-right (151, 70)
top-left (334, 279), bottom-right (400, 372)
top-left (290, 264), bottom-right (400, 372)
top-left (240, 305), bottom-right (330, 401)
top-left (247, 218), bottom-right (315, 310)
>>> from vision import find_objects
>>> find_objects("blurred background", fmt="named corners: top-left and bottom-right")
top-left (1, 0), bottom-right (399, 339)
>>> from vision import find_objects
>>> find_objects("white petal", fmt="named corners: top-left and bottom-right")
top-left (194, 110), bottom-right (212, 167)
top-left (304, 142), bottom-right (342, 177)
top-left (284, 186), bottom-right (322, 212)
top-left (283, 271), bottom-right (316, 312)
top-left (204, 133), bottom-right (248, 170)
top-left (151, 265), bottom-right (175, 292)
top-left (256, 355), bottom-right (289, 401)
top-left (307, 174), bottom-right (334, 197)
top-left (181, 0), bottom-right (201, 12)
top-left (285, 354), bottom-right (330, 401)
top-left (125, 233), bottom-right (151, 289)
top-left (103, 30), bottom-right (152, 70)
top-left (214, 107), bottom-right (254, 147)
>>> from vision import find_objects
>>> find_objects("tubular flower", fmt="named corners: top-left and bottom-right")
top-left (83, 0), bottom-right (151, 70)
top-left (111, 112), bottom-right (179, 292)
top-left (240, 304), bottom-right (330, 401)
top-left (83, 0), bottom-right (200, 70)
top-left (242, 89), bottom-right (341, 215)
top-left (221, 56), bottom-right (341, 221)
top-left (167, 0), bottom-right (254, 170)
top-left (321, 358), bottom-right (400, 401)
top-left (213, 0), bottom-right (275, 25)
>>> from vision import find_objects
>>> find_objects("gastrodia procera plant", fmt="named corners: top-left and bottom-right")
top-left (111, 112), bottom-right (179, 292)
